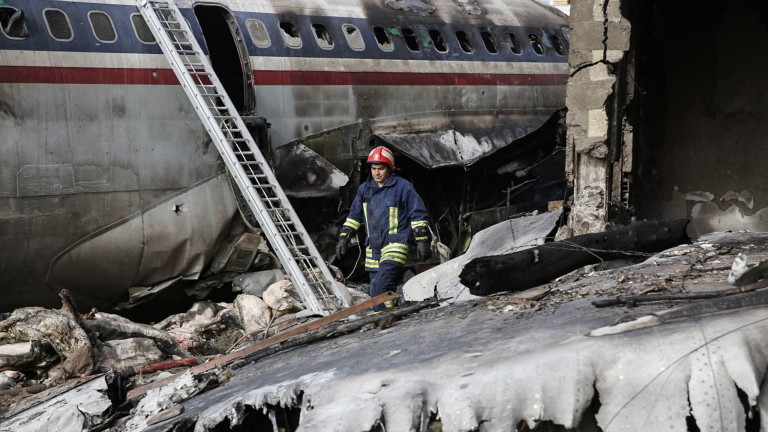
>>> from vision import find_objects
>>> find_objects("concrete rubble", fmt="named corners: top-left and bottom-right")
top-left (3, 211), bottom-right (768, 431)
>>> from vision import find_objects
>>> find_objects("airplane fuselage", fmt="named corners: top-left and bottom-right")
top-left (0, 0), bottom-right (568, 310)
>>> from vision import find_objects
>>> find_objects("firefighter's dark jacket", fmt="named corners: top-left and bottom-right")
top-left (343, 174), bottom-right (429, 270)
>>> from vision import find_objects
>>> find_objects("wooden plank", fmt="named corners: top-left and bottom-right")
top-left (127, 292), bottom-right (397, 399)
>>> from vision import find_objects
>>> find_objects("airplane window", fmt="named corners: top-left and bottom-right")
top-left (429, 29), bottom-right (447, 53)
top-left (455, 30), bottom-right (473, 53)
top-left (373, 26), bottom-right (393, 51)
top-left (312, 23), bottom-right (334, 49)
top-left (549, 34), bottom-right (566, 55)
top-left (0, 7), bottom-right (28, 39)
top-left (401, 27), bottom-right (419, 51)
top-left (131, 13), bottom-right (155, 43)
top-left (246, 19), bottom-right (270, 48)
top-left (179, 19), bottom-right (192, 43)
top-left (88, 11), bottom-right (116, 43)
top-left (507, 32), bottom-right (522, 54)
top-left (343, 24), bottom-right (364, 51)
top-left (44, 9), bottom-right (73, 41)
top-left (528, 33), bottom-right (544, 55)
top-left (480, 29), bottom-right (498, 54)
top-left (279, 21), bottom-right (301, 48)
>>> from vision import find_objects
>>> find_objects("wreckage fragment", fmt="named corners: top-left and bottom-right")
top-left (403, 211), bottom-right (562, 302)
top-left (263, 279), bottom-right (305, 316)
top-left (95, 338), bottom-right (166, 372)
top-left (0, 341), bottom-right (58, 372)
top-left (233, 294), bottom-right (272, 334)
top-left (0, 307), bottom-right (94, 381)
top-left (154, 301), bottom-right (235, 333)
top-left (590, 287), bottom-right (768, 336)
top-left (82, 312), bottom-right (189, 359)
top-left (0, 370), bottom-right (24, 391)
top-left (460, 219), bottom-right (690, 296)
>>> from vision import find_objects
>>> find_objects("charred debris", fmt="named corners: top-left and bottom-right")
top-left (9, 219), bottom-right (768, 431)
top-left (293, 108), bottom-right (569, 265)
top-left (0, 105), bottom-right (726, 431)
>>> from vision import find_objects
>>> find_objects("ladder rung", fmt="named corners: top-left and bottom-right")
top-left (138, 0), bottom-right (347, 315)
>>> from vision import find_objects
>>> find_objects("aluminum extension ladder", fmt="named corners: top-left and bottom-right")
top-left (135, 0), bottom-right (349, 315)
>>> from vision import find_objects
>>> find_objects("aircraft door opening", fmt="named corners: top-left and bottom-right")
top-left (193, 5), bottom-right (255, 114)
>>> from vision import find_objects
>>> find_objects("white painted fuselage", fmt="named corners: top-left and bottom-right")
top-left (0, 0), bottom-right (567, 310)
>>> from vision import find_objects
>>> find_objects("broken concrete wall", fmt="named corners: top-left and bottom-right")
top-left (565, 0), bottom-right (631, 236)
top-left (567, 0), bottom-right (768, 238)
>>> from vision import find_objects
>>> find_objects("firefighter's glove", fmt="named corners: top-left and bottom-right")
top-left (336, 227), bottom-right (354, 257)
top-left (414, 226), bottom-right (432, 261)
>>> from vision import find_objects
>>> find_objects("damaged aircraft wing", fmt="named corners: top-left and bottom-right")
top-left (8, 231), bottom-right (768, 431)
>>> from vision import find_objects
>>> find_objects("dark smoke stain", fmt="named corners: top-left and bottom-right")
top-left (384, 0), bottom-right (436, 15)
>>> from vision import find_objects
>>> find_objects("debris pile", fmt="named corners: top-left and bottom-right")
top-left (0, 275), bottom-right (367, 416)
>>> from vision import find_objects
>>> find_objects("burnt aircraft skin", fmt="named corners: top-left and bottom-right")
top-left (0, 0), bottom-right (567, 311)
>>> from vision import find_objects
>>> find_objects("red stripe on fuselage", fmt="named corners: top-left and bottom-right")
top-left (0, 66), bottom-right (180, 85)
top-left (0, 65), bottom-right (567, 86)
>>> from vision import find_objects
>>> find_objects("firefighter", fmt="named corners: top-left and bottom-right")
top-left (336, 146), bottom-right (431, 311)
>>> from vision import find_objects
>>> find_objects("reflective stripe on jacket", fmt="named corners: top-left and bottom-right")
top-left (343, 175), bottom-right (428, 270)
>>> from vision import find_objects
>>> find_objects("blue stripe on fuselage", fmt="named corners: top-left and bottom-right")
top-left (0, 0), bottom-right (568, 64)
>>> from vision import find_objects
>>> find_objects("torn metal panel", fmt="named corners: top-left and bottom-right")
top-left (0, 341), bottom-right (57, 372)
top-left (43, 174), bottom-right (239, 310)
top-left (143, 298), bottom-right (768, 432)
top-left (403, 210), bottom-right (560, 303)
top-left (114, 277), bottom-right (184, 310)
top-left (373, 112), bottom-right (555, 169)
top-left (7, 233), bottom-right (768, 431)
top-left (1, 376), bottom-right (111, 432)
top-left (274, 142), bottom-right (349, 198)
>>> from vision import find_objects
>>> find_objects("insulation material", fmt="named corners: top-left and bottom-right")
top-left (0, 308), bottom-right (94, 381)
top-left (233, 294), bottom-right (272, 334)
top-left (94, 338), bottom-right (166, 372)
top-left (262, 280), bottom-right (304, 316)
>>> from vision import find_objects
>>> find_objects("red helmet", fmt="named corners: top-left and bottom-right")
top-left (367, 146), bottom-right (395, 170)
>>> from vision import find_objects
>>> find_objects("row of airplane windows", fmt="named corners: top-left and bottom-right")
top-left (1, 7), bottom-right (567, 58)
